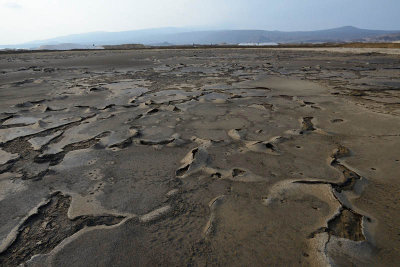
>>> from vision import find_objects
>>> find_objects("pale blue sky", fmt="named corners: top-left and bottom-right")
top-left (1, 0), bottom-right (399, 44)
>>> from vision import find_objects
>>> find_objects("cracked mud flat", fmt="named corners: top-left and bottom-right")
top-left (0, 48), bottom-right (400, 266)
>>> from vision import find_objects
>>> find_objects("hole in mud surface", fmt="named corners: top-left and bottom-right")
top-left (0, 192), bottom-right (124, 266)
top-left (264, 143), bottom-right (275, 150)
top-left (176, 164), bottom-right (190, 177)
top-left (232, 168), bottom-right (246, 177)
top-left (331, 118), bottom-right (344, 123)
top-left (191, 148), bottom-right (199, 158)
top-left (147, 108), bottom-right (159, 115)
top-left (211, 172), bottom-right (222, 178)
top-left (89, 87), bottom-right (107, 92)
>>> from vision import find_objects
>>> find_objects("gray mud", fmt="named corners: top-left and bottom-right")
top-left (1, 48), bottom-right (400, 266)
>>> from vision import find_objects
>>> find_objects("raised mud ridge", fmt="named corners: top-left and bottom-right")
top-left (0, 192), bottom-right (124, 266)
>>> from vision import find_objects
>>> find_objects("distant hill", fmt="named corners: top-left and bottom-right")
top-left (156, 26), bottom-right (399, 45)
top-left (37, 43), bottom-right (104, 50)
top-left (1, 26), bottom-right (400, 49)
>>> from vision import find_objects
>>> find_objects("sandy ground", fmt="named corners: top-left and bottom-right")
top-left (0, 48), bottom-right (399, 266)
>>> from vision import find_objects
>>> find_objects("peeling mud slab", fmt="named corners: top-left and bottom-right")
top-left (0, 149), bottom-right (19, 165)
top-left (0, 192), bottom-right (124, 266)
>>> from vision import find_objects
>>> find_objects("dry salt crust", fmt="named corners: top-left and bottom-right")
top-left (0, 48), bottom-right (400, 266)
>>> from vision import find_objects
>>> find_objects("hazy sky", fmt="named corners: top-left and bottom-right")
top-left (1, 0), bottom-right (400, 44)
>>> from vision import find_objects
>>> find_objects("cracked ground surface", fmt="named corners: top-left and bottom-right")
top-left (0, 48), bottom-right (400, 266)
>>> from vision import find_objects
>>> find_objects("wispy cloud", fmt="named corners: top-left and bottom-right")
top-left (3, 2), bottom-right (23, 9)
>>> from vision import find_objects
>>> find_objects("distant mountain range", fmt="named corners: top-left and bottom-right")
top-left (2, 26), bottom-right (400, 50)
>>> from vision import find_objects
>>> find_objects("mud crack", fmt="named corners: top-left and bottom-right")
top-left (330, 145), bottom-right (361, 192)
top-left (296, 145), bottom-right (367, 242)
